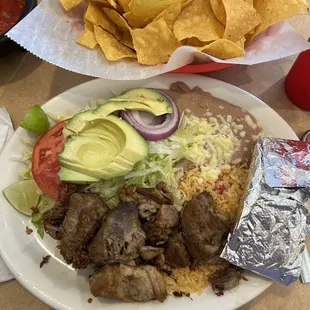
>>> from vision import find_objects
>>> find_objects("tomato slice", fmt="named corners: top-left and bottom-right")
top-left (32, 121), bottom-right (66, 200)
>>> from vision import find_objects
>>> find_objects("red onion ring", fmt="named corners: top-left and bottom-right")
top-left (120, 90), bottom-right (179, 141)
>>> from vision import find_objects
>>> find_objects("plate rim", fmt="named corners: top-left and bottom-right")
top-left (0, 73), bottom-right (298, 310)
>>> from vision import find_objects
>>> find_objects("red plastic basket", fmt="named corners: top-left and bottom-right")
top-left (170, 62), bottom-right (235, 73)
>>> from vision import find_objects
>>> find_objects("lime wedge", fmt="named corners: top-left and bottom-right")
top-left (3, 180), bottom-right (40, 216)
top-left (20, 105), bottom-right (50, 135)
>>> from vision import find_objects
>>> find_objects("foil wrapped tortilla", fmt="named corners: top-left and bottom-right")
top-left (221, 137), bottom-right (310, 285)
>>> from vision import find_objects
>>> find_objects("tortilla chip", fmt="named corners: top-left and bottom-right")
top-left (235, 36), bottom-right (246, 49)
top-left (186, 37), bottom-right (212, 49)
top-left (173, 0), bottom-right (224, 42)
top-left (251, 0), bottom-right (308, 41)
top-left (181, 0), bottom-right (195, 9)
top-left (75, 20), bottom-right (98, 49)
top-left (153, 2), bottom-right (182, 30)
top-left (103, 7), bottom-right (131, 29)
top-left (124, 0), bottom-right (177, 28)
top-left (102, 8), bottom-right (133, 48)
top-left (210, 0), bottom-right (226, 25)
top-left (132, 18), bottom-right (181, 65)
top-left (223, 0), bottom-right (261, 42)
top-left (94, 25), bottom-right (137, 61)
top-left (106, 0), bottom-right (117, 8)
top-left (60, 0), bottom-right (83, 11)
top-left (119, 30), bottom-right (134, 49)
top-left (90, 0), bottom-right (121, 10)
top-left (118, 0), bottom-right (132, 12)
top-left (85, 2), bottom-right (119, 38)
top-left (201, 39), bottom-right (245, 59)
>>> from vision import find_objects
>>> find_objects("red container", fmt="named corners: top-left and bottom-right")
top-left (285, 38), bottom-right (310, 111)
top-left (170, 62), bottom-right (235, 74)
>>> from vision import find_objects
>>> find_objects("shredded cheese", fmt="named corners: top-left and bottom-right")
top-left (184, 114), bottom-right (241, 180)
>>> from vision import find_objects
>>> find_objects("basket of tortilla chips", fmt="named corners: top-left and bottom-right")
top-left (6, 0), bottom-right (310, 79)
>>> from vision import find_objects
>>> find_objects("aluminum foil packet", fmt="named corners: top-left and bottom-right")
top-left (221, 137), bottom-right (310, 285)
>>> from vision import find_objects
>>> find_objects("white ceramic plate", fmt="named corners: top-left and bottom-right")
top-left (0, 74), bottom-right (298, 310)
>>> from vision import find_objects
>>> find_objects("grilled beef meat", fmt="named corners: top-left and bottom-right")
top-left (119, 185), bottom-right (147, 204)
top-left (120, 182), bottom-right (173, 206)
top-left (181, 192), bottom-right (228, 262)
top-left (57, 182), bottom-right (78, 202)
top-left (209, 265), bottom-right (245, 296)
top-left (89, 264), bottom-right (167, 302)
top-left (138, 200), bottom-right (160, 221)
top-left (139, 246), bottom-right (164, 261)
top-left (120, 183), bottom-right (179, 247)
top-left (60, 193), bottom-right (109, 269)
top-left (136, 182), bottom-right (174, 205)
top-left (143, 204), bottom-right (180, 246)
top-left (154, 253), bottom-right (166, 269)
top-left (165, 232), bottom-right (191, 268)
top-left (120, 183), bottom-right (188, 268)
top-left (88, 202), bottom-right (145, 265)
top-left (42, 184), bottom-right (78, 240)
top-left (48, 179), bottom-right (238, 301)
top-left (42, 202), bottom-right (67, 240)
top-left (155, 204), bottom-right (180, 228)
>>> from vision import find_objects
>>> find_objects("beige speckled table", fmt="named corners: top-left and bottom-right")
top-left (1, 3), bottom-right (310, 310)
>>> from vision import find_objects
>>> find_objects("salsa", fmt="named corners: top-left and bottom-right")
top-left (0, 0), bottom-right (25, 35)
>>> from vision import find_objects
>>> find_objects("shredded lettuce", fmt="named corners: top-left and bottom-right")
top-left (86, 177), bottom-right (125, 209)
top-left (21, 136), bottom-right (37, 147)
top-left (22, 149), bottom-right (33, 161)
top-left (31, 211), bottom-right (44, 238)
top-left (12, 136), bottom-right (38, 180)
top-left (19, 167), bottom-right (32, 180)
top-left (31, 194), bottom-right (54, 238)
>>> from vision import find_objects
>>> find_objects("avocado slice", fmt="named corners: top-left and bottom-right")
top-left (107, 88), bottom-right (171, 109)
top-left (101, 88), bottom-right (172, 116)
top-left (82, 120), bottom-right (125, 148)
top-left (58, 135), bottom-right (121, 172)
top-left (65, 109), bottom-right (96, 135)
top-left (58, 166), bottom-right (100, 184)
top-left (113, 155), bottom-right (135, 169)
top-left (101, 162), bottom-right (134, 178)
top-left (62, 126), bottom-right (75, 139)
top-left (58, 115), bottom-right (148, 179)
top-left (65, 88), bottom-right (172, 134)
